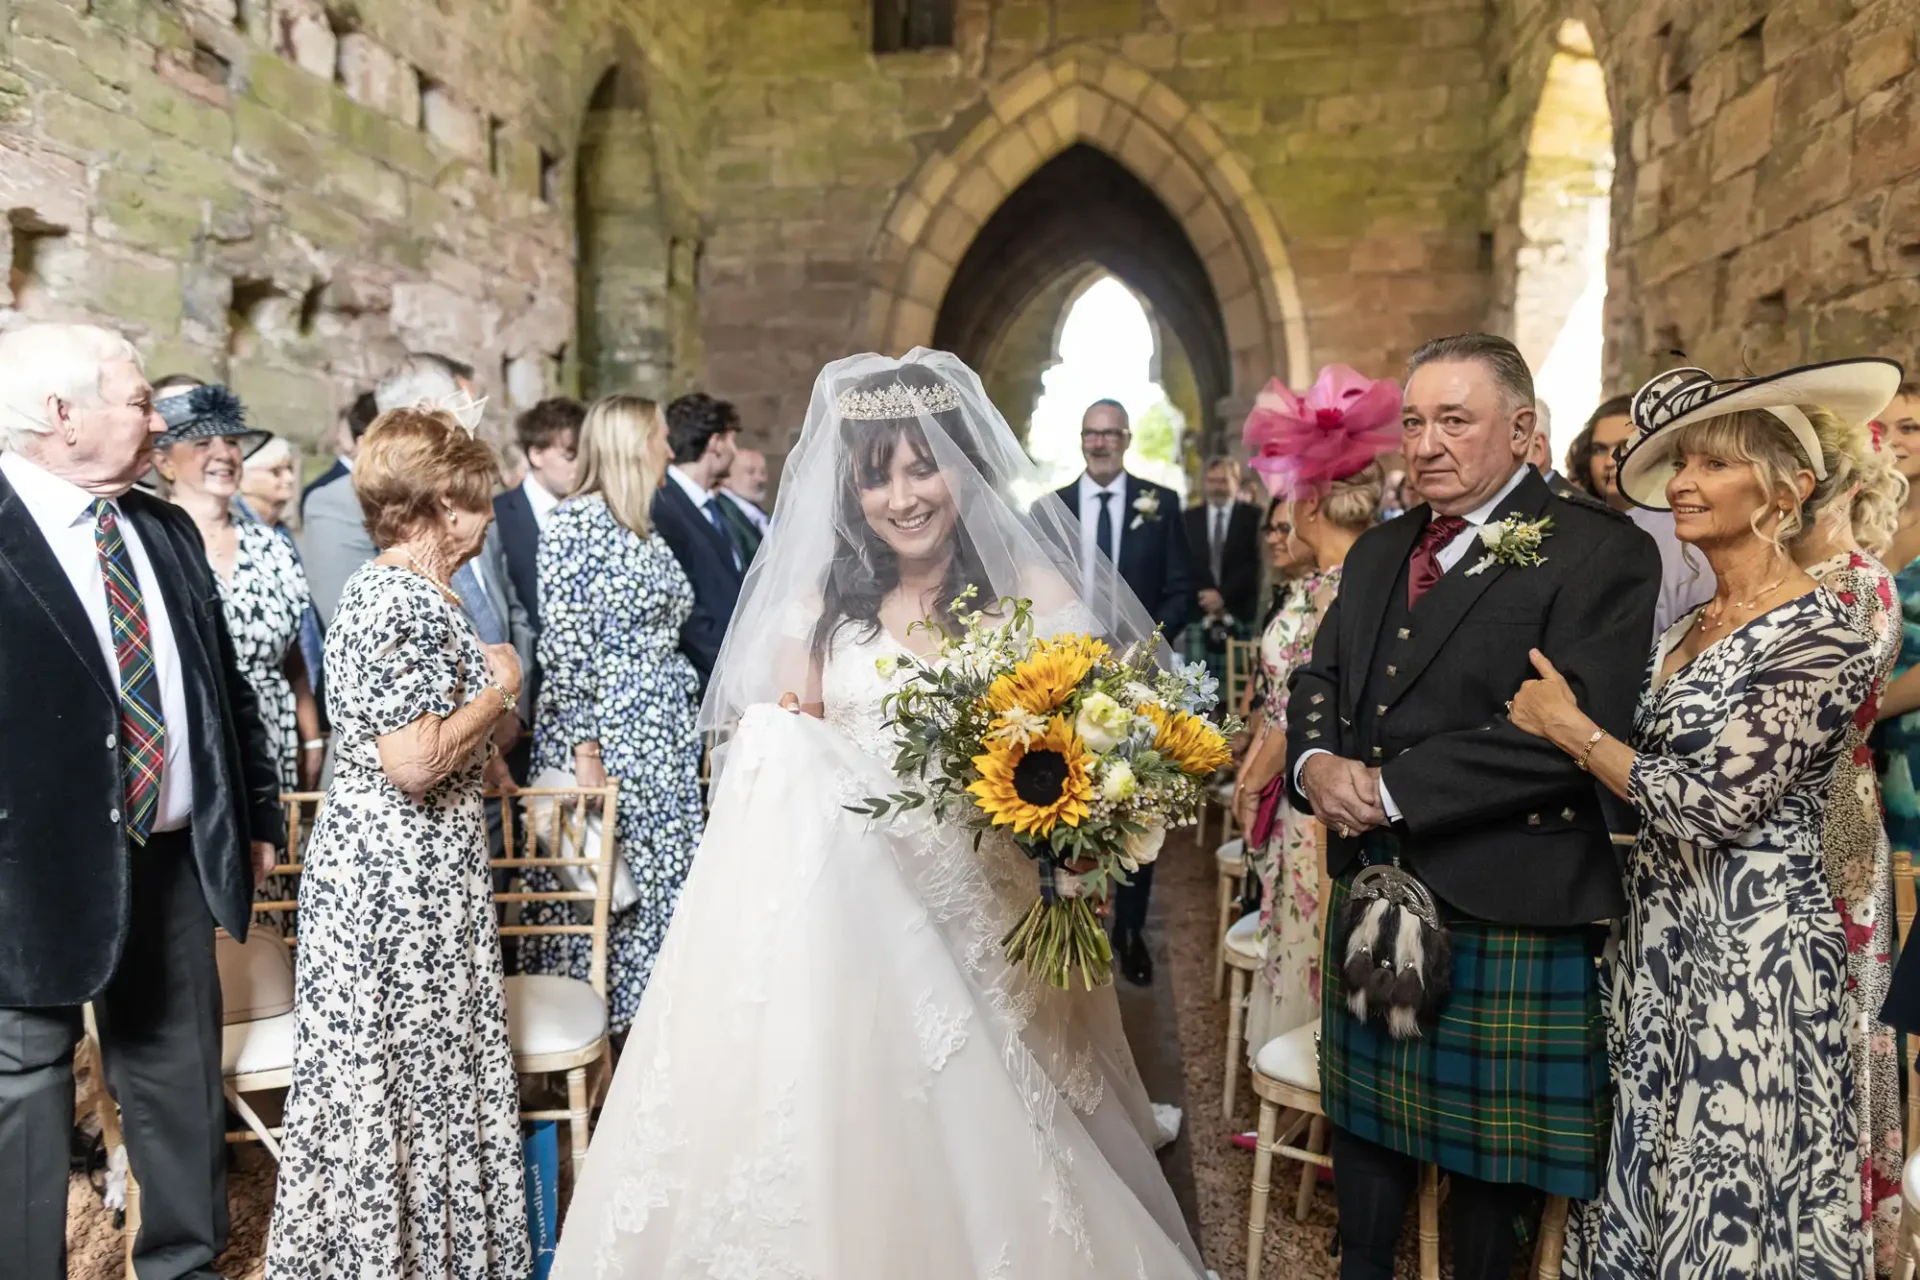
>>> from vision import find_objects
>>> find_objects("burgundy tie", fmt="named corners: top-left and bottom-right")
top-left (1407, 515), bottom-right (1467, 609)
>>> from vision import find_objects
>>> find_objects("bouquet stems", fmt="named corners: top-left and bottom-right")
top-left (1001, 895), bottom-right (1114, 990)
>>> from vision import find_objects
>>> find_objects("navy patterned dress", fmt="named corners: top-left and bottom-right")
top-left (521, 494), bottom-right (703, 1033)
top-left (1568, 589), bottom-right (1880, 1279)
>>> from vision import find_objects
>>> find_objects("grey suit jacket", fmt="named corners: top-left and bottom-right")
top-left (452, 524), bottom-right (535, 726)
top-left (298, 474), bottom-right (376, 628)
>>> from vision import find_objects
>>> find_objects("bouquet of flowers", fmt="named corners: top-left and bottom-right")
top-left (851, 590), bottom-right (1237, 989)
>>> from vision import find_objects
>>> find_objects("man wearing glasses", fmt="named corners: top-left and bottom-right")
top-left (1054, 398), bottom-right (1195, 985)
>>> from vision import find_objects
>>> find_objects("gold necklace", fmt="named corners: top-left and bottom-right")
top-left (1696, 574), bottom-right (1788, 637)
top-left (401, 548), bottom-right (463, 608)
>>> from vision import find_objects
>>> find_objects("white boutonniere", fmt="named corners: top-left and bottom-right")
top-left (1463, 514), bottom-right (1554, 576)
top-left (1129, 490), bottom-right (1160, 530)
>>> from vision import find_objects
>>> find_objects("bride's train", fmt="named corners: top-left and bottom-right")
top-left (552, 704), bottom-right (1204, 1278)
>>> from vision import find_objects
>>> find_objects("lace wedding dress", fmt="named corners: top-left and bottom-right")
top-left (550, 620), bottom-right (1206, 1279)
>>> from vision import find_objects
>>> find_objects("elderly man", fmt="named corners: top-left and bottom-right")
top-left (718, 444), bottom-right (770, 563)
top-left (1288, 334), bottom-right (1658, 1279)
top-left (0, 323), bottom-right (283, 1280)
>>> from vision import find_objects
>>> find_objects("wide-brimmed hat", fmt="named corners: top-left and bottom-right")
top-left (1614, 357), bottom-right (1905, 510)
top-left (155, 384), bottom-right (272, 456)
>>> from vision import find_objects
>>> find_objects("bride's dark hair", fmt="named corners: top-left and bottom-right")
top-left (811, 365), bottom-right (993, 665)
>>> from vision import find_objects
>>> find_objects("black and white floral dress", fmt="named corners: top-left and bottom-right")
top-left (521, 494), bottom-right (702, 1034)
top-left (1567, 590), bottom-right (1880, 1279)
top-left (216, 518), bottom-right (310, 787)
top-left (265, 565), bottom-right (528, 1280)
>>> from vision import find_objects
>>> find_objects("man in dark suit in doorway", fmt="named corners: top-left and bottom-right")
top-left (0, 323), bottom-right (284, 1280)
top-left (1054, 397), bottom-right (1195, 985)
top-left (1184, 453), bottom-right (1265, 630)
top-left (652, 393), bottom-right (745, 692)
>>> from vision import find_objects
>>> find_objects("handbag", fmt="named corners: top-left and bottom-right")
top-left (1336, 861), bottom-right (1452, 1040)
top-left (525, 767), bottom-right (639, 914)
top-left (1247, 773), bottom-right (1287, 847)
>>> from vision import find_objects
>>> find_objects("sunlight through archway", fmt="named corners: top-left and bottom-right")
top-left (1027, 275), bottom-right (1187, 496)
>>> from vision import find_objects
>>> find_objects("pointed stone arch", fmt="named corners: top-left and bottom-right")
top-left (574, 63), bottom-right (672, 398)
top-left (864, 45), bottom-right (1310, 417)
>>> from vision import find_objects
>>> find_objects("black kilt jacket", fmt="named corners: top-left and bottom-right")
top-left (1285, 467), bottom-right (1660, 927)
top-left (0, 474), bottom-right (284, 1008)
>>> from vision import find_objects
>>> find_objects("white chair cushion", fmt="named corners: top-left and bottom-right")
top-left (1905, 1147), bottom-right (1920, 1210)
top-left (216, 932), bottom-right (294, 1025)
top-left (223, 1010), bottom-right (294, 1078)
top-left (1225, 911), bottom-right (1261, 960)
top-left (506, 974), bottom-right (608, 1057)
top-left (1254, 1022), bottom-right (1320, 1091)
top-left (1215, 837), bottom-right (1245, 869)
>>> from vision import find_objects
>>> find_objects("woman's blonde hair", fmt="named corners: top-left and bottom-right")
top-left (1846, 427), bottom-right (1909, 555)
top-left (353, 408), bottom-right (499, 549)
top-left (1319, 459), bottom-right (1386, 531)
top-left (575, 394), bottom-right (665, 535)
top-left (1668, 404), bottom-right (1869, 553)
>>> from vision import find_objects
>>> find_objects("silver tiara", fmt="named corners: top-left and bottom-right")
top-left (836, 379), bottom-right (962, 421)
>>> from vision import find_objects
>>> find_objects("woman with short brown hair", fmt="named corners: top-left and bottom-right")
top-left (265, 408), bottom-right (530, 1279)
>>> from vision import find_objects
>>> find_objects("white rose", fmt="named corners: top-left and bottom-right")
top-left (1478, 523), bottom-right (1502, 548)
top-left (1120, 823), bottom-right (1166, 871)
top-left (1101, 759), bottom-right (1137, 803)
top-left (1075, 691), bottom-right (1131, 752)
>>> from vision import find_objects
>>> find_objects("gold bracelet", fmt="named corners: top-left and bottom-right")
top-left (1575, 728), bottom-right (1606, 771)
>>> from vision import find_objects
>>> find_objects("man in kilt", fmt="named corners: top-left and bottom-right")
top-left (1287, 334), bottom-right (1659, 1278)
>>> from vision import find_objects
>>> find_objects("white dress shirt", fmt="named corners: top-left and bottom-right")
top-left (521, 473), bottom-right (561, 532)
top-left (1295, 463), bottom-right (1532, 823)
top-left (1206, 500), bottom-right (1232, 582)
top-left (1077, 471), bottom-right (1129, 605)
top-left (670, 465), bottom-right (741, 569)
top-left (721, 488), bottom-right (770, 533)
top-left (2, 451), bottom-right (194, 831)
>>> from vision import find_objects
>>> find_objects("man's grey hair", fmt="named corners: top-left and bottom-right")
top-left (0, 323), bottom-right (143, 450)
top-left (375, 353), bottom-right (463, 414)
top-left (1406, 333), bottom-right (1537, 415)
top-left (1083, 397), bottom-right (1129, 428)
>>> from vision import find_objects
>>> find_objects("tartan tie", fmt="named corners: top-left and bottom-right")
top-left (95, 500), bottom-right (164, 844)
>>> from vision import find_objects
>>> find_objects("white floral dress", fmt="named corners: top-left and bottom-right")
top-left (265, 565), bottom-right (528, 1280)
top-left (1244, 566), bottom-right (1338, 1056)
top-left (215, 518), bottom-right (310, 787)
top-left (1567, 589), bottom-right (1880, 1280)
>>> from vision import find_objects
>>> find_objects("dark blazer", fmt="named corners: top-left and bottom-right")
top-left (1184, 500), bottom-right (1264, 625)
top-left (1285, 468), bottom-right (1659, 927)
top-left (0, 476), bottom-right (284, 1008)
top-left (650, 476), bottom-right (744, 689)
top-left (300, 457), bottom-right (348, 509)
top-left (1055, 473), bottom-right (1195, 637)
top-left (493, 485), bottom-right (542, 636)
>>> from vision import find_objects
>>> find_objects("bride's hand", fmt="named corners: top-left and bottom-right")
top-left (779, 692), bottom-right (801, 714)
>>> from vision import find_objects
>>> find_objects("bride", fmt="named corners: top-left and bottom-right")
top-left (551, 350), bottom-right (1206, 1278)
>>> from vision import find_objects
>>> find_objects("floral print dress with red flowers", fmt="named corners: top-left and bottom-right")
top-left (1812, 550), bottom-right (1903, 1277)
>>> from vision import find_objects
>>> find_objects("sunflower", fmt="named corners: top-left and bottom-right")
top-left (968, 714), bottom-right (1094, 837)
top-left (1145, 703), bottom-right (1233, 776)
top-left (983, 634), bottom-right (1107, 716)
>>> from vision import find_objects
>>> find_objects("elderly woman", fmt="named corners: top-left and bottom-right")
top-left (152, 382), bottom-right (322, 790)
top-left (521, 394), bottom-right (701, 1034)
top-left (265, 408), bottom-right (528, 1280)
top-left (1509, 359), bottom-right (1905, 1279)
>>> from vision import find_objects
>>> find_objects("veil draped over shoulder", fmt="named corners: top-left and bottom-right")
top-left (698, 348), bottom-right (1166, 759)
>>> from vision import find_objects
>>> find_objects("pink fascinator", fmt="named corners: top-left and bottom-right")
top-left (1242, 365), bottom-right (1401, 500)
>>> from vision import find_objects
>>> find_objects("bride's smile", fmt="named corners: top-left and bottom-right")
top-left (858, 428), bottom-right (959, 563)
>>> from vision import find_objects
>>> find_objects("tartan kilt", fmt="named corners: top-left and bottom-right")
top-left (1320, 874), bottom-right (1610, 1200)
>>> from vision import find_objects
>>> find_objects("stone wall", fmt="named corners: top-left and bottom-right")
top-left (1490, 0), bottom-right (1920, 398)
top-left (0, 0), bottom-right (709, 453)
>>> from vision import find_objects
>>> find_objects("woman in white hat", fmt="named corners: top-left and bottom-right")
top-left (1508, 357), bottom-right (1904, 1279)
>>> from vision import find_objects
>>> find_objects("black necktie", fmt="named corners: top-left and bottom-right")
top-left (1096, 491), bottom-right (1115, 562)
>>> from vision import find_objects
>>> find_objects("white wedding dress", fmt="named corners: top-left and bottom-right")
top-left (550, 621), bottom-right (1206, 1279)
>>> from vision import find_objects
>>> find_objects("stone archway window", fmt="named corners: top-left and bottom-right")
top-left (1517, 19), bottom-right (1614, 446)
top-left (873, 0), bottom-right (953, 53)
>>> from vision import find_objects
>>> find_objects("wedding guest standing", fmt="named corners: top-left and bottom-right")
top-left (1232, 366), bottom-right (1397, 1052)
top-left (1186, 455), bottom-right (1264, 629)
top-left (237, 436), bottom-right (325, 699)
top-left (716, 444), bottom-right (770, 563)
top-left (1055, 397), bottom-right (1194, 986)
top-left (1794, 431), bottom-right (1908, 1276)
top-left (1511, 358), bottom-right (1904, 1279)
top-left (522, 394), bottom-right (702, 1033)
top-left (1871, 382), bottom-right (1920, 858)
top-left (653, 392), bottom-right (743, 690)
top-left (0, 323), bottom-right (282, 1280)
top-left (152, 385), bottom-right (322, 790)
top-left (1288, 335), bottom-right (1659, 1279)
top-left (265, 408), bottom-right (528, 1279)
top-left (299, 392), bottom-right (382, 626)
